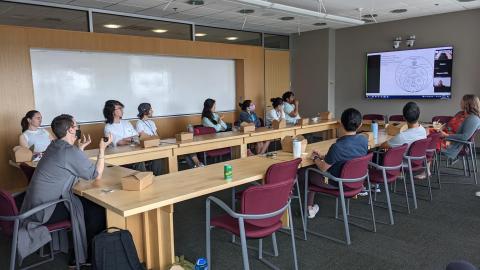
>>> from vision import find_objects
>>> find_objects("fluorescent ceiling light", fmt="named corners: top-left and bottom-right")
top-left (195, 33), bottom-right (207, 37)
top-left (225, 37), bottom-right (238, 40)
top-left (103, 24), bottom-right (122, 29)
top-left (152, 29), bottom-right (168, 33)
top-left (230, 0), bottom-right (364, 25)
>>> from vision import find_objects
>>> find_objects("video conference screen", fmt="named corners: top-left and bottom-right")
top-left (366, 46), bottom-right (453, 99)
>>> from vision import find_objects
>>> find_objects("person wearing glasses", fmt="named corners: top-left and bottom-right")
top-left (103, 100), bottom-right (146, 171)
top-left (18, 114), bottom-right (112, 267)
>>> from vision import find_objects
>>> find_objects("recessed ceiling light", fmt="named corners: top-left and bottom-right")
top-left (313, 22), bottom-right (327, 26)
top-left (186, 0), bottom-right (204, 5)
top-left (361, 19), bottom-right (375, 23)
top-left (457, 0), bottom-right (475, 2)
top-left (195, 33), bottom-right (207, 37)
top-left (238, 9), bottom-right (255, 14)
top-left (103, 24), bottom-right (122, 29)
top-left (279, 16), bottom-right (295, 21)
top-left (152, 29), bottom-right (168, 33)
top-left (225, 37), bottom-right (238, 41)
top-left (362, 14), bottom-right (378, 18)
top-left (390, 8), bottom-right (408, 13)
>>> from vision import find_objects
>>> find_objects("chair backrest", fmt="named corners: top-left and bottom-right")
top-left (194, 126), bottom-right (216, 136)
top-left (468, 129), bottom-right (480, 142)
top-left (20, 162), bottom-right (36, 184)
top-left (265, 158), bottom-right (301, 185)
top-left (382, 144), bottom-right (409, 177)
top-left (407, 138), bottom-right (431, 167)
top-left (432, 115), bottom-right (453, 124)
top-left (340, 152), bottom-right (373, 190)
top-left (389, 115), bottom-right (405, 122)
top-left (0, 190), bottom-right (19, 236)
top-left (426, 132), bottom-right (442, 158)
top-left (363, 114), bottom-right (385, 121)
top-left (241, 180), bottom-right (293, 228)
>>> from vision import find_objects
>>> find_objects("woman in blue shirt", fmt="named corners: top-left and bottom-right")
top-left (239, 100), bottom-right (270, 155)
top-left (202, 98), bottom-right (228, 132)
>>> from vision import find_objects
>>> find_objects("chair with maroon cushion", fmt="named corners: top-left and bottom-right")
top-left (426, 132), bottom-right (443, 188)
top-left (439, 129), bottom-right (479, 185)
top-left (232, 159), bottom-right (304, 240)
top-left (368, 144), bottom-right (409, 225)
top-left (403, 138), bottom-right (432, 209)
top-left (206, 180), bottom-right (298, 270)
top-left (19, 163), bottom-right (35, 184)
top-left (303, 153), bottom-right (375, 245)
top-left (363, 114), bottom-right (385, 121)
top-left (432, 115), bottom-right (453, 124)
top-left (0, 190), bottom-right (79, 270)
top-left (194, 126), bottom-right (232, 165)
top-left (389, 115), bottom-right (405, 122)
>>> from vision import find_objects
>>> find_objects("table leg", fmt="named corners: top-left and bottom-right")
top-left (106, 205), bottom-right (175, 270)
top-left (168, 155), bottom-right (178, 173)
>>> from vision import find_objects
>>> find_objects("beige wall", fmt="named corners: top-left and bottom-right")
top-left (0, 24), bottom-right (265, 190)
top-left (291, 29), bottom-right (334, 118)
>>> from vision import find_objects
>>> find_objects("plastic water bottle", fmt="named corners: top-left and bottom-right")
top-left (293, 139), bottom-right (302, 158)
top-left (371, 120), bottom-right (378, 140)
top-left (187, 124), bottom-right (194, 133)
top-left (195, 258), bottom-right (208, 270)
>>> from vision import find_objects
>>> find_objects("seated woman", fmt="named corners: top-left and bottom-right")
top-left (103, 100), bottom-right (146, 171)
top-left (239, 100), bottom-right (270, 155)
top-left (202, 98), bottom-right (227, 132)
top-left (441, 94), bottom-right (480, 159)
top-left (135, 103), bottom-right (164, 175)
top-left (265, 97), bottom-right (286, 127)
top-left (19, 110), bottom-right (54, 160)
top-left (19, 114), bottom-right (112, 267)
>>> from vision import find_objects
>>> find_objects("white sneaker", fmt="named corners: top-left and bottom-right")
top-left (475, 191), bottom-right (480, 197)
top-left (374, 184), bottom-right (381, 193)
top-left (358, 187), bottom-right (369, 196)
top-left (308, 204), bottom-right (319, 219)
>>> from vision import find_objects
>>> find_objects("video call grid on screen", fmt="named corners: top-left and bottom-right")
top-left (365, 46), bottom-right (453, 99)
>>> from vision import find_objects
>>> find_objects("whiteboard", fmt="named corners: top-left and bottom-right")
top-left (30, 49), bottom-right (236, 124)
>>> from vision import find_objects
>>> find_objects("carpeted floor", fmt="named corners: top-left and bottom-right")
top-left (1, 158), bottom-right (479, 270)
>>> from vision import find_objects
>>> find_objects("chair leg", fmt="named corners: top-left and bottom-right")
top-left (271, 233), bottom-right (279, 257)
top-left (383, 177), bottom-right (394, 225)
top-left (303, 178), bottom-right (309, 241)
top-left (335, 198), bottom-right (339, 219)
top-left (463, 156), bottom-right (468, 176)
top-left (338, 189), bottom-right (351, 245)
top-left (408, 161), bottom-right (418, 209)
top-left (401, 168), bottom-right (411, 214)
top-left (288, 204), bottom-right (299, 270)
top-left (436, 152), bottom-right (442, 189)
top-left (206, 200), bottom-right (212, 266)
top-left (471, 147), bottom-right (478, 184)
top-left (203, 153), bottom-right (208, 165)
top-left (258, 239), bottom-right (263, 259)
top-left (366, 176), bottom-right (377, 232)
top-left (231, 188), bottom-right (236, 243)
top-left (10, 220), bottom-right (19, 270)
top-left (238, 218), bottom-right (251, 270)
top-left (294, 179), bottom-right (306, 240)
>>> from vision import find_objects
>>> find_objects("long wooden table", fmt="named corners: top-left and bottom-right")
top-left (80, 156), bottom-right (282, 270)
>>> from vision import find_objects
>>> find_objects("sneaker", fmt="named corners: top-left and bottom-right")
top-left (374, 184), bottom-right (381, 193)
top-left (308, 204), bottom-right (319, 219)
top-left (475, 191), bottom-right (480, 197)
top-left (358, 187), bottom-right (369, 196)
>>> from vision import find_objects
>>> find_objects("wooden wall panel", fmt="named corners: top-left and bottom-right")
top-left (264, 49), bottom-right (291, 111)
top-left (0, 25), bottom-right (264, 190)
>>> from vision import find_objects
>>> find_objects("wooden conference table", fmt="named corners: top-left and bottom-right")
top-left (82, 119), bottom-right (339, 172)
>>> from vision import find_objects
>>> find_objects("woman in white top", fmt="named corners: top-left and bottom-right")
top-left (265, 97), bottom-right (286, 127)
top-left (103, 100), bottom-right (146, 171)
top-left (201, 98), bottom-right (227, 132)
top-left (19, 110), bottom-right (54, 155)
top-left (135, 103), bottom-right (164, 175)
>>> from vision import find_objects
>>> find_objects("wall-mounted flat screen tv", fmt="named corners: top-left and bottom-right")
top-left (365, 46), bottom-right (453, 99)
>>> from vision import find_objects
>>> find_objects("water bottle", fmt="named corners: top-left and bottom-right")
top-left (195, 258), bottom-right (208, 270)
top-left (187, 124), bottom-right (194, 133)
top-left (371, 120), bottom-right (378, 140)
top-left (293, 139), bottom-right (302, 158)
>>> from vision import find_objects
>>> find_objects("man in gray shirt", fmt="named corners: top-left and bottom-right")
top-left (18, 114), bottom-right (112, 266)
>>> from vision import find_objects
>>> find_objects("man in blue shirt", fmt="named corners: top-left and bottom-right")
top-left (307, 108), bottom-right (368, 218)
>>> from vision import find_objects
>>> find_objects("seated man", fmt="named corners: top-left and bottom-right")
top-left (18, 114), bottom-right (112, 266)
top-left (307, 108), bottom-right (368, 219)
top-left (381, 101), bottom-right (426, 149)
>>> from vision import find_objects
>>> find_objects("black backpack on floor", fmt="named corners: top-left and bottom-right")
top-left (91, 227), bottom-right (144, 270)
